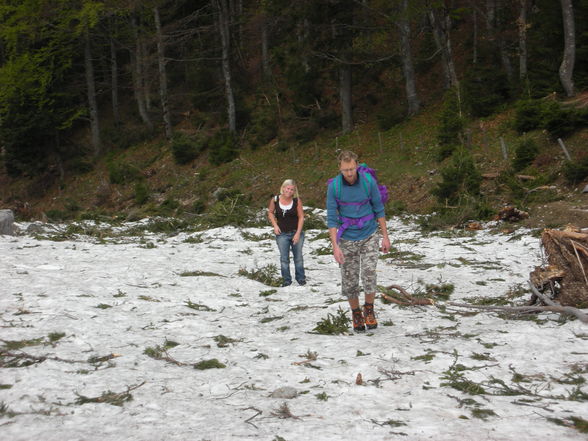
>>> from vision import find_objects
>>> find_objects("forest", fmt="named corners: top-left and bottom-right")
top-left (0, 0), bottom-right (587, 213)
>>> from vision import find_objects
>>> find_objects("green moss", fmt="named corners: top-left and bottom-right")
top-left (194, 358), bottom-right (226, 370)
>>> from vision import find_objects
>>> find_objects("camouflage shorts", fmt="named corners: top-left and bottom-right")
top-left (339, 233), bottom-right (380, 300)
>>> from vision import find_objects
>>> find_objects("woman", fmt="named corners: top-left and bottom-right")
top-left (268, 179), bottom-right (306, 287)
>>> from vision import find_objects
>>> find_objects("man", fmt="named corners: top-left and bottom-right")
top-left (327, 150), bottom-right (390, 331)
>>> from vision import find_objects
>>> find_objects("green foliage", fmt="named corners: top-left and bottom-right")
top-left (203, 194), bottom-right (255, 228)
top-left (438, 89), bottom-right (465, 146)
top-left (511, 138), bottom-right (540, 172)
top-left (498, 170), bottom-right (560, 206)
top-left (431, 150), bottom-right (482, 206)
top-left (425, 282), bottom-right (455, 300)
top-left (0, 2), bottom-right (99, 176)
top-left (209, 130), bottom-right (238, 166)
top-left (436, 144), bottom-right (458, 162)
top-left (514, 99), bottom-right (545, 133)
top-left (104, 125), bottom-right (154, 150)
top-left (194, 359), bottom-right (226, 370)
top-left (563, 158), bottom-right (588, 185)
top-left (312, 307), bottom-right (351, 335)
top-left (134, 181), bottom-right (150, 205)
top-left (213, 335), bottom-right (241, 347)
top-left (541, 102), bottom-right (588, 139)
top-left (303, 212), bottom-right (326, 230)
top-left (418, 198), bottom-right (493, 231)
top-left (108, 161), bottom-right (142, 185)
top-left (462, 56), bottom-right (510, 117)
top-left (315, 392), bottom-right (329, 401)
top-left (74, 389), bottom-right (133, 407)
top-left (171, 133), bottom-right (204, 165)
top-left (47, 332), bottom-right (66, 343)
top-left (376, 105), bottom-right (406, 132)
top-left (248, 103), bottom-right (278, 149)
top-left (185, 300), bottom-right (216, 311)
top-left (294, 120), bottom-right (320, 143)
top-left (238, 264), bottom-right (282, 287)
top-left (515, 99), bottom-right (588, 138)
top-left (159, 198), bottom-right (180, 214)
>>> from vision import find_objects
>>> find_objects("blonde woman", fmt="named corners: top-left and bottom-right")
top-left (268, 179), bottom-right (306, 287)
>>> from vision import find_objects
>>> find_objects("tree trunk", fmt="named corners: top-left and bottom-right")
top-left (261, 15), bottom-right (271, 81)
top-left (216, 0), bottom-right (236, 133)
top-left (140, 39), bottom-right (152, 111)
top-left (84, 30), bottom-right (101, 157)
top-left (398, 0), bottom-right (420, 116)
top-left (340, 64), bottom-right (352, 134)
top-left (110, 35), bottom-right (120, 125)
top-left (496, 0), bottom-right (513, 83)
top-left (154, 7), bottom-right (172, 140)
top-left (518, 0), bottom-right (528, 80)
top-left (559, 0), bottom-right (575, 97)
top-left (428, 7), bottom-right (458, 89)
top-left (130, 14), bottom-right (153, 130)
top-left (472, 4), bottom-right (478, 64)
top-left (485, 0), bottom-right (513, 83)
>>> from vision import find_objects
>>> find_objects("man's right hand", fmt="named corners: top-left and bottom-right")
top-left (333, 246), bottom-right (345, 265)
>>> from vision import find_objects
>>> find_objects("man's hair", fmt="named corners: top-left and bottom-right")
top-left (337, 150), bottom-right (358, 164)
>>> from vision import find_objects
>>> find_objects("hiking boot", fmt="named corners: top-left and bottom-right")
top-left (363, 303), bottom-right (378, 330)
top-left (352, 308), bottom-right (365, 332)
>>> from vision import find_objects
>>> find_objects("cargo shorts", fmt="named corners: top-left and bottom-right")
top-left (339, 233), bottom-right (380, 300)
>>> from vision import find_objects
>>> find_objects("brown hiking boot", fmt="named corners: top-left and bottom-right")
top-left (352, 308), bottom-right (365, 332)
top-left (363, 303), bottom-right (378, 329)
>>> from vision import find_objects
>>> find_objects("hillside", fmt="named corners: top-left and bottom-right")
top-left (1, 99), bottom-right (587, 230)
top-left (0, 99), bottom-right (588, 230)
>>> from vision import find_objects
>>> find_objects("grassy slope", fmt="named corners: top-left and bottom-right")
top-left (1, 101), bottom-right (587, 227)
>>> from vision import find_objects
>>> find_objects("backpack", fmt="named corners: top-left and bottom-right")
top-left (327, 163), bottom-right (388, 242)
top-left (328, 163), bottom-right (389, 205)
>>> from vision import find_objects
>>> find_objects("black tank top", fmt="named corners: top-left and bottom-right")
top-left (273, 196), bottom-right (299, 233)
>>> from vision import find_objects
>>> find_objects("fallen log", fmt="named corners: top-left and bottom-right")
top-left (529, 229), bottom-right (588, 307)
top-left (527, 281), bottom-right (588, 323)
top-left (446, 300), bottom-right (588, 324)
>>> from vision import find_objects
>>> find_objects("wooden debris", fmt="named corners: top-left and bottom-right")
top-left (529, 228), bottom-right (588, 308)
top-left (381, 285), bottom-right (434, 306)
top-left (495, 206), bottom-right (529, 222)
top-left (466, 221), bottom-right (483, 231)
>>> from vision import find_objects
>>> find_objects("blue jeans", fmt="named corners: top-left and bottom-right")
top-left (275, 231), bottom-right (306, 285)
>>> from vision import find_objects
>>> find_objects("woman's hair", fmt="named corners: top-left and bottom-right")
top-left (280, 179), bottom-right (299, 198)
top-left (337, 150), bottom-right (358, 164)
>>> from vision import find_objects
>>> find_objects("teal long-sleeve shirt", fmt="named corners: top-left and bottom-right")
top-left (326, 172), bottom-right (385, 241)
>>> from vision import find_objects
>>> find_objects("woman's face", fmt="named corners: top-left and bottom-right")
top-left (282, 185), bottom-right (296, 196)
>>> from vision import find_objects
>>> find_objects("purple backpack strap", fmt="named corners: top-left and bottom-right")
top-left (336, 213), bottom-right (375, 243)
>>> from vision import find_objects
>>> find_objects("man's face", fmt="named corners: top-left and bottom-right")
top-left (340, 159), bottom-right (358, 184)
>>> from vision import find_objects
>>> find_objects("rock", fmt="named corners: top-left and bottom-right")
top-left (270, 386), bottom-right (298, 399)
top-left (0, 209), bottom-right (15, 235)
top-left (26, 222), bottom-right (47, 234)
top-left (212, 187), bottom-right (228, 201)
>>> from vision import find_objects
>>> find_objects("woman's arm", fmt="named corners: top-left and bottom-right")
top-left (267, 197), bottom-right (280, 234)
top-left (293, 198), bottom-right (304, 244)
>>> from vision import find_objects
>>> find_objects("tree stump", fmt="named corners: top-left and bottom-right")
top-left (0, 209), bottom-right (15, 235)
top-left (530, 229), bottom-right (588, 308)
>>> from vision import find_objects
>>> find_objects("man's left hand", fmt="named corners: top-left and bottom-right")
top-left (380, 236), bottom-right (391, 253)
